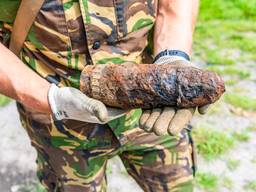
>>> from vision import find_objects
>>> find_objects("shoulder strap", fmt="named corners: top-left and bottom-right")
top-left (9, 0), bottom-right (45, 56)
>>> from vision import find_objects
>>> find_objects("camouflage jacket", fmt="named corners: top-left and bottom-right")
top-left (0, 0), bottom-right (157, 138)
top-left (0, 0), bottom-right (156, 87)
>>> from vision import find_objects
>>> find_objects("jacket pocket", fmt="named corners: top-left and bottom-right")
top-left (28, 0), bottom-right (72, 52)
top-left (113, 0), bottom-right (157, 40)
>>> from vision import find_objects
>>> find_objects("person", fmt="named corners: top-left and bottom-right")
top-left (0, 0), bottom-right (209, 191)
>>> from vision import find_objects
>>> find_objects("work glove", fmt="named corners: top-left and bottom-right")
top-left (48, 84), bottom-right (126, 123)
top-left (139, 54), bottom-right (210, 136)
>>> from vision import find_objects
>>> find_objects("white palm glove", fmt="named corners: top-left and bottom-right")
top-left (139, 54), bottom-right (210, 136)
top-left (48, 84), bottom-right (126, 123)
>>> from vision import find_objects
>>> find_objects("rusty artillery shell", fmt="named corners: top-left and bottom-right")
top-left (80, 63), bottom-right (225, 109)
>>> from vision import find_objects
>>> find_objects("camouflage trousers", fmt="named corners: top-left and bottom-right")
top-left (17, 103), bottom-right (196, 192)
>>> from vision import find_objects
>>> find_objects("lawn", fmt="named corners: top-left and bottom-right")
top-left (0, 94), bottom-right (11, 107)
top-left (194, 0), bottom-right (256, 110)
top-left (193, 0), bottom-right (256, 191)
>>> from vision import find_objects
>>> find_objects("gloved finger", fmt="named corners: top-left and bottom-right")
top-left (168, 108), bottom-right (195, 136)
top-left (143, 108), bottom-right (162, 132)
top-left (139, 110), bottom-right (151, 127)
top-left (66, 87), bottom-right (108, 122)
top-left (84, 98), bottom-right (108, 122)
top-left (153, 107), bottom-right (175, 136)
top-left (198, 104), bottom-right (210, 115)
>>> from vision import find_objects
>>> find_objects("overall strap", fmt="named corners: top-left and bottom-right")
top-left (9, 0), bottom-right (45, 56)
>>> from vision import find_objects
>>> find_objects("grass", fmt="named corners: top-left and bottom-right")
top-left (206, 66), bottom-right (251, 79)
top-left (201, 49), bottom-right (236, 66)
top-left (226, 159), bottom-right (240, 171)
top-left (193, 1), bottom-right (255, 190)
top-left (193, 124), bottom-right (253, 160)
top-left (194, 0), bottom-right (256, 66)
top-left (194, 20), bottom-right (256, 65)
top-left (222, 177), bottom-right (233, 190)
top-left (199, 0), bottom-right (256, 21)
top-left (232, 87), bottom-right (248, 93)
top-left (232, 130), bottom-right (251, 142)
top-left (224, 93), bottom-right (256, 111)
top-left (225, 79), bottom-right (237, 86)
top-left (0, 94), bottom-right (11, 107)
top-left (247, 124), bottom-right (256, 132)
top-left (195, 172), bottom-right (219, 191)
top-left (244, 181), bottom-right (256, 191)
top-left (193, 125), bottom-right (234, 160)
top-left (251, 158), bottom-right (256, 165)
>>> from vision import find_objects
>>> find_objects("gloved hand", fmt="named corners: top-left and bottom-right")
top-left (139, 53), bottom-right (210, 136)
top-left (48, 84), bottom-right (126, 123)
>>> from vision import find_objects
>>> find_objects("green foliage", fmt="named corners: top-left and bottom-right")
top-left (251, 158), bottom-right (256, 165)
top-left (226, 159), bottom-right (240, 171)
top-left (233, 87), bottom-right (247, 93)
top-left (247, 124), bottom-right (256, 132)
top-left (199, 0), bottom-right (256, 21)
top-left (194, 21), bottom-right (256, 65)
top-left (193, 124), bottom-right (255, 160)
top-left (205, 52), bottom-right (235, 66)
top-left (244, 181), bottom-right (256, 191)
top-left (0, 94), bottom-right (11, 107)
top-left (193, 116), bottom-right (256, 160)
top-left (232, 130), bottom-right (250, 142)
top-left (194, 1), bottom-right (256, 66)
top-left (207, 66), bottom-right (250, 79)
top-left (225, 79), bottom-right (237, 86)
top-left (222, 176), bottom-right (233, 190)
top-left (193, 126), bottom-right (234, 160)
top-left (196, 172), bottom-right (219, 191)
top-left (224, 94), bottom-right (256, 111)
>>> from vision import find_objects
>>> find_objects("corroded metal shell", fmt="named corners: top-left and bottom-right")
top-left (80, 63), bottom-right (225, 109)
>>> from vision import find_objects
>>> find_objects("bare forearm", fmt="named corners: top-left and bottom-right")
top-left (0, 43), bottom-right (51, 113)
top-left (154, 0), bottom-right (199, 56)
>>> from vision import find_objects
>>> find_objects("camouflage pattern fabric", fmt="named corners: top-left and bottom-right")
top-left (17, 103), bottom-right (195, 192)
top-left (0, 0), bottom-right (156, 88)
top-left (0, 0), bottom-right (196, 191)
top-left (0, 0), bottom-right (155, 132)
